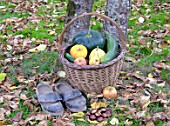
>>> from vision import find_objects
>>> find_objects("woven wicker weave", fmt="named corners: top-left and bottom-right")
top-left (58, 12), bottom-right (126, 94)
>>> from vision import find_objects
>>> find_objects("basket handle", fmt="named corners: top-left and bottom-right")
top-left (59, 12), bottom-right (126, 49)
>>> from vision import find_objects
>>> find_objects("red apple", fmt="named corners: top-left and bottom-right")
top-left (74, 57), bottom-right (87, 66)
top-left (102, 86), bottom-right (118, 99)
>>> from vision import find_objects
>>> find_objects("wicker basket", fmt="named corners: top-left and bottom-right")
top-left (58, 12), bottom-right (126, 94)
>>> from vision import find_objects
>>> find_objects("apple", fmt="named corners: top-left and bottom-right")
top-left (102, 86), bottom-right (118, 99)
top-left (74, 57), bottom-right (87, 66)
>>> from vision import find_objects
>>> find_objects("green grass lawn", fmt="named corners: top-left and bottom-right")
top-left (0, 0), bottom-right (170, 126)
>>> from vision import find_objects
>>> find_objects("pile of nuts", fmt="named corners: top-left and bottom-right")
top-left (86, 107), bottom-right (112, 122)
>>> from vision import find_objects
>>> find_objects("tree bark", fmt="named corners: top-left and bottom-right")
top-left (63, 0), bottom-right (94, 46)
top-left (103, 0), bottom-right (131, 41)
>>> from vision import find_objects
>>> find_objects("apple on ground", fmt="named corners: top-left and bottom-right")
top-left (102, 86), bottom-right (118, 99)
top-left (74, 57), bottom-right (87, 66)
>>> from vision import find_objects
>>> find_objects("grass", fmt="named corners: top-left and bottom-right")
top-left (6, 51), bottom-right (59, 82)
top-left (0, 0), bottom-right (170, 125)
top-left (7, 100), bottom-right (31, 119)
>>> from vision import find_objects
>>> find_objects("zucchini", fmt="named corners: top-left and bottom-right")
top-left (101, 31), bottom-right (118, 63)
top-left (65, 53), bottom-right (74, 63)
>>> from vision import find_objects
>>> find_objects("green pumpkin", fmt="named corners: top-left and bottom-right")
top-left (72, 30), bottom-right (106, 50)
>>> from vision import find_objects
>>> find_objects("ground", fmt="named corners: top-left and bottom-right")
top-left (0, 0), bottom-right (170, 126)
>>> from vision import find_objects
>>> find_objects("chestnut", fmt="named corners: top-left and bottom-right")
top-left (89, 115), bottom-right (96, 120)
top-left (102, 113), bottom-right (108, 118)
top-left (100, 108), bottom-right (107, 113)
top-left (105, 110), bottom-right (112, 117)
top-left (90, 109), bottom-right (97, 114)
top-left (103, 117), bottom-right (108, 122)
top-left (97, 116), bottom-right (104, 122)
top-left (95, 112), bottom-right (101, 117)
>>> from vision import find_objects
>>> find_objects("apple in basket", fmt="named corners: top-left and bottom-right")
top-left (74, 57), bottom-right (87, 66)
top-left (102, 86), bottom-right (118, 99)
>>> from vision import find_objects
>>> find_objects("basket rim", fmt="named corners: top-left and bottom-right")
top-left (59, 45), bottom-right (126, 70)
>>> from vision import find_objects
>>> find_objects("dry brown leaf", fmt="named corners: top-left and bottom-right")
top-left (12, 111), bottom-right (23, 122)
top-left (23, 38), bottom-right (31, 47)
top-left (158, 40), bottom-right (169, 48)
top-left (91, 102), bottom-right (107, 109)
top-left (20, 93), bottom-right (28, 100)
top-left (136, 110), bottom-right (147, 119)
top-left (124, 56), bottom-right (137, 63)
top-left (165, 121), bottom-right (170, 126)
top-left (124, 119), bottom-right (133, 125)
top-left (0, 97), bottom-right (4, 103)
top-left (35, 113), bottom-right (47, 121)
top-left (146, 121), bottom-right (155, 126)
top-left (148, 73), bottom-right (154, 78)
top-left (132, 71), bottom-right (147, 82)
top-left (4, 95), bottom-right (15, 101)
top-left (0, 121), bottom-right (8, 125)
top-left (37, 120), bottom-right (49, 126)
top-left (0, 108), bottom-right (5, 120)
top-left (56, 118), bottom-right (66, 126)
top-left (110, 117), bottom-right (119, 126)
top-left (152, 112), bottom-right (166, 121)
top-left (153, 62), bottom-right (170, 70)
top-left (23, 101), bottom-right (34, 111)
top-left (57, 16), bottom-right (66, 22)
top-left (55, 2), bottom-right (67, 7)
top-left (138, 36), bottom-right (147, 44)
top-left (71, 112), bottom-right (84, 118)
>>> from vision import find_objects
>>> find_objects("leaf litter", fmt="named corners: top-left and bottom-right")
top-left (0, 0), bottom-right (170, 125)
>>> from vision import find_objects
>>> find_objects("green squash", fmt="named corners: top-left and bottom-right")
top-left (72, 30), bottom-right (106, 50)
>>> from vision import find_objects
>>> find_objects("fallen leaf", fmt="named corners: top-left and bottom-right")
top-left (0, 73), bottom-right (6, 82)
top-left (37, 120), bottom-right (49, 125)
top-left (56, 118), bottom-right (66, 126)
top-left (57, 16), bottom-right (66, 21)
top-left (142, 100), bottom-right (150, 109)
top-left (7, 45), bottom-right (12, 50)
top-left (12, 111), bottom-right (23, 122)
top-left (35, 114), bottom-right (46, 120)
top-left (136, 110), bottom-right (147, 118)
top-left (138, 17), bottom-right (145, 23)
top-left (132, 71), bottom-right (146, 82)
top-left (138, 36), bottom-right (147, 44)
top-left (124, 56), bottom-right (137, 63)
top-left (66, 122), bottom-right (76, 126)
top-left (124, 119), bottom-right (133, 125)
top-left (148, 73), bottom-right (153, 78)
top-left (0, 109), bottom-right (5, 120)
top-left (9, 86), bottom-right (18, 90)
top-left (8, 101), bottom-right (18, 109)
top-left (20, 93), bottom-right (28, 100)
top-left (71, 112), bottom-right (84, 118)
top-left (0, 121), bottom-right (8, 125)
top-left (153, 62), bottom-right (170, 70)
top-left (157, 81), bottom-right (166, 87)
top-left (57, 71), bottom-right (66, 78)
top-left (23, 38), bottom-right (31, 47)
top-left (158, 40), bottom-right (169, 48)
top-left (0, 97), bottom-right (3, 103)
top-left (140, 95), bottom-right (150, 107)
top-left (146, 121), bottom-right (154, 126)
top-left (49, 30), bottom-right (55, 35)
top-left (110, 117), bottom-right (119, 126)
top-left (91, 102), bottom-right (107, 109)
top-left (29, 44), bottom-right (47, 53)
top-left (87, 119), bottom-right (98, 124)
top-left (165, 121), bottom-right (170, 126)
top-left (76, 118), bottom-right (86, 122)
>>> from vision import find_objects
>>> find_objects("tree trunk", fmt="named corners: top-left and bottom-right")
top-left (63, 0), bottom-right (94, 46)
top-left (103, 0), bottom-right (131, 41)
